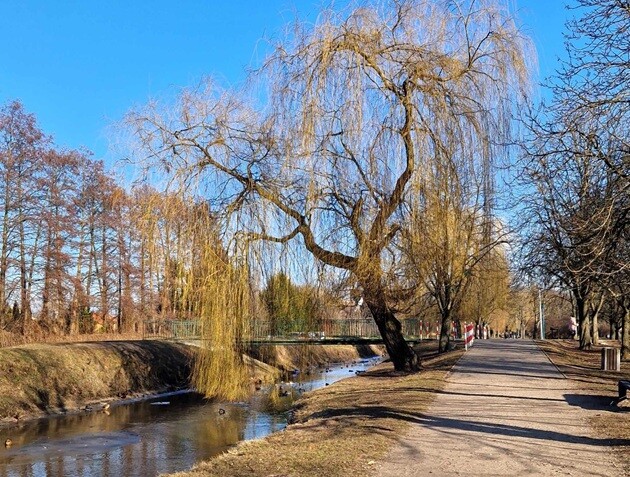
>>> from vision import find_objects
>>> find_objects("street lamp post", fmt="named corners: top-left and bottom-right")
top-left (539, 289), bottom-right (545, 340)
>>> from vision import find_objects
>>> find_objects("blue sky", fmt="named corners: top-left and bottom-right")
top-left (0, 1), bottom-right (573, 169)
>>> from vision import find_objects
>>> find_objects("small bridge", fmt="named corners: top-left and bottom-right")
top-left (142, 318), bottom-right (425, 345)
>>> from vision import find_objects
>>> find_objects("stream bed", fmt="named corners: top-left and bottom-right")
top-left (0, 357), bottom-right (380, 477)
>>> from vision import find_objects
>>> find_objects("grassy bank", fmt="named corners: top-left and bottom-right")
top-left (0, 340), bottom-right (195, 424)
top-left (537, 339), bottom-right (630, 470)
top-left (248, 343), bottom-right (384, 373)
top-left (0, 340), bottom-right (385, 425)
top-left (170, 342), bottom-right (463, 477)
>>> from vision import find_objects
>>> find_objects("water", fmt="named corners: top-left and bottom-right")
top-left (0, 357), bottom-right (380, 477)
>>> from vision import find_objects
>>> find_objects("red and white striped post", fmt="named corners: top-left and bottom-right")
top-left (464, 322), bottom-right (475, 351)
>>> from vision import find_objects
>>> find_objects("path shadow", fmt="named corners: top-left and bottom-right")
top-left (389, 387), bottom-right (567, 403)
top-left (303, 405), bottom-right (630, 448)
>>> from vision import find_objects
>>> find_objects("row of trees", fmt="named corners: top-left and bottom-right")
top-left (0, 95), bottom-right (511, 351)
top-left (519, 0), bottom-right (629, 357)
top-left (0, 101), bottom-right (228, 338)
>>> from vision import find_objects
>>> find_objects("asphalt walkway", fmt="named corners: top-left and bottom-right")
top-left (378, 339), bottom-right (627, 476)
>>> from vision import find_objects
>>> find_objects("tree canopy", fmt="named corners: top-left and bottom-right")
top-left (129, 0), bottom-right (533, 371)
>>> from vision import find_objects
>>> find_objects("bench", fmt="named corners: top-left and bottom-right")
top-left (619, 380), bottom-right (630, 400)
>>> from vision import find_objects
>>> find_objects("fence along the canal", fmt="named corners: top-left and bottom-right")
top-left (142, 317), bottom-right (422, 341)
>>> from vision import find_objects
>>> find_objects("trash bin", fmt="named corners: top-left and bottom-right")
top-left (601, 347), bottom-right (621, 371)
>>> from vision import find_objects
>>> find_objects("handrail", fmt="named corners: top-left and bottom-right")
top-left (141, 317), bottom-right (423, 341)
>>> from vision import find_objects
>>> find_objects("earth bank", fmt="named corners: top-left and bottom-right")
top-left (0, 340), bottom-right (384, 425)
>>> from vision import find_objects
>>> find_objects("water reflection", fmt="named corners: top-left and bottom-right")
top-left (0, 358), bottom-right (379, 477)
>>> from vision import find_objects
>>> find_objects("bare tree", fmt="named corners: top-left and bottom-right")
top-left (0, 101), bottom-right (49, 333)
top-left (560, 0), bottom-right (629, 181)
top-left (519, 0), bottom-right (629, 354)
top-left (402, 180), bottom-right (510, 352)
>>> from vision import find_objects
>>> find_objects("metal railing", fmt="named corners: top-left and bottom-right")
top-left (142, 317), bottom-right (423, 341)
top-left (142, 320), bottom-right (201, 340)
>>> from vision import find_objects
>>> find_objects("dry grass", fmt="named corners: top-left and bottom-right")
top-left (0, 340), bottom-right (194, 424)
top-left (538, 339), bottom-right (630, 469)
top-left (247, 344), bottom-right (385, 373)
top-left (0, 329), bottom-right (145, 349)
top-left (169, 342), bottom-right (463, 477)
top-left (0, 338), bottom-right (384, 428)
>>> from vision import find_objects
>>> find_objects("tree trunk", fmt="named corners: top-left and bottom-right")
top-left (41, 233), bottom-right (53, 324)
top-left (575, 296), bottom-right (592, 349)
top-left (364, 292), bottom-right (419, 372)
top-left (18, 206), bottom-right (29, 336)
top-left (589, 294), bottom-right (604, 346)
top-left (591, 310), bottom-right (599, 346)
top-left (0, 179), bottom-right (11, 317)
top-left (622, 307), bottom-right (630, 361)
top-left (439, 311), bottom-right (452, 353)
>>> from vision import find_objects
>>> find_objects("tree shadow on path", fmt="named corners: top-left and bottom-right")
top-left (305, 405), bottom-right (630, 448)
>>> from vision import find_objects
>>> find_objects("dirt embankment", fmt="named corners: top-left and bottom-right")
top-left (537, 339), bottom-right (630, 470)
top-left (0, 340), bottom-right (195, 425)
top-left (248, 344), bottom-right (385, 373)
top-left (0, 341), bottom-right (384, 425)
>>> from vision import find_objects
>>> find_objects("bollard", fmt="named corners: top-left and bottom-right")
top-left (601, 347), bottom-right (621, 372)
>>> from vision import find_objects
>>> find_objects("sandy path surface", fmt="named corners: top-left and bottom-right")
top-left (378, 339), bottom-right (627, 476)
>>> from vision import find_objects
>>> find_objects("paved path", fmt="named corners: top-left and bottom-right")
top-left (378, 340), bottom-right (627, 476)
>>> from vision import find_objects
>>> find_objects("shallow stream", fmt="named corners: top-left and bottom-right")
top-left (0, 357), bottom-right (379, 477)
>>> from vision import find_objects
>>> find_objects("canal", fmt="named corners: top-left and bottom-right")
top-left (0, 357), bottom-right (380, 477)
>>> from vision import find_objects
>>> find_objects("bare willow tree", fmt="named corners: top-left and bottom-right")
top-left (128, 0), bottom-right (532, 372)
top-left (402, 173), bottom-right (510, 352)
top-left (461, 248), bottom-right (510, 334)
